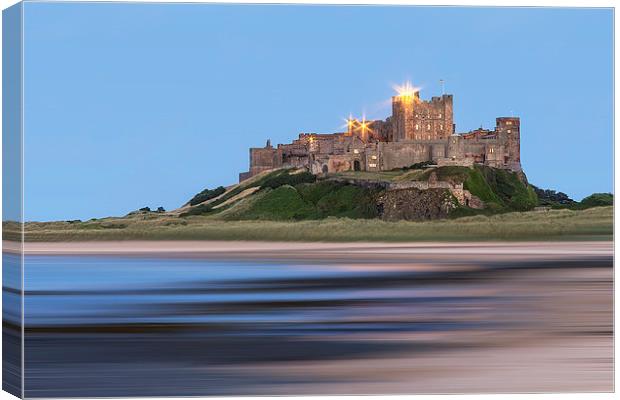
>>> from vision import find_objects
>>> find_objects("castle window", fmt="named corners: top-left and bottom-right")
top-left (438, 113), bottom-right (442, 118)
top-left (507, 129), bottom-right (511, 133)
top-left (489, 148), bottom-right (495, 154)
top-left (440, 124), bottom-right (444, 130)
top-left (369, 163), bottom-right (377, 168)
top-left (426, 124), bottom-right (431, 131)
top-left (506, 121), bottom-right (513, 125)
top-left (371, 155), bottom-right (377, 160)
top-left (353, 149), bottom-right (359, 154)
top-left (415, 124), bottom-right (419, 130)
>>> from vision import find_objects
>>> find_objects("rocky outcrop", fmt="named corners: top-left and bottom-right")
top-left (327, 173), bottom-right (485, 211)
top-left (377, 188), bottom-right (458, 221)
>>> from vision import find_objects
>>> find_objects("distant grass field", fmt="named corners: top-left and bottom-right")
top-left (14, 206), bottom-right (613, 242)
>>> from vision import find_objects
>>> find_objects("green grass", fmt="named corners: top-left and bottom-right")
top-left (18, 206), bottom-right (613, 242)
top-left (462, 167), bottom-right (502, 205)
top-left (477, 167), bottom-right (537, 210)
top-left (231, 185), bottom-right (316, 220)
top-left (309, 182), bottom-right (379, 219)
top-left (226, 181), bottom-right (381, 221)
top-left (461, 166), bottom-right (538, 211)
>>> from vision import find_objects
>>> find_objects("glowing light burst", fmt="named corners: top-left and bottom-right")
top-left (393, 81), bottom-right (420, 98)
top-left (341, 114), bottom-right (357, 131)
top-left (359, 115), bottom-right (373, 135)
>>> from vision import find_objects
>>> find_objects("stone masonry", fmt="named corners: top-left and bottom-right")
top-left (239, 88), bottom-right (521, 182)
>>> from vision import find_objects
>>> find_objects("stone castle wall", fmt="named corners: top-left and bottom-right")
top-left (240, 91), bottom-right (521, 182)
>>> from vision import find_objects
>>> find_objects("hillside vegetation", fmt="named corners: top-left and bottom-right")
top-left (18, 206), bottom-right (613, 242)
top-left (14, 165), bottom-right (612, 242)
top-left (178, 165), bottom-right (538, 221)
top-left (533, 185), bottom-right (613, 210)
top-left (413, 165), bottom-right (538, 213)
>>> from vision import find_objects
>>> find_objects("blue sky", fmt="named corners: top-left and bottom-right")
top-left (22, 3), bottom-right (613, 221)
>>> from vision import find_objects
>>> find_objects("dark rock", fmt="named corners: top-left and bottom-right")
top-left (377, 188), bottom-right (457, 221)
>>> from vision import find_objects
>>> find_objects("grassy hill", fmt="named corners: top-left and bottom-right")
top-left (13, 165), bottom-right (612, 242)
top-left (176, 165), bottom-right (539, 221)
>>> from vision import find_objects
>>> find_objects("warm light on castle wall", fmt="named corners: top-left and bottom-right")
top-left (393, 81), bottom-right (420, 98)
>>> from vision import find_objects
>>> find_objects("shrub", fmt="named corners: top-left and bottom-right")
top-left (412, 161), bottom-right (435, 169)
top-left (179, 204), bottom-right (215, 217)
top-left (188, 186), bottom-right (226, 206)
top-left (390, 161), bottom-right (435, 172)
top-left (261, 171), bottom-right (316, 189)
top-left (576, 193), bottom-right (613, 209)
top-left (531, 185), bottom-right (575, 206)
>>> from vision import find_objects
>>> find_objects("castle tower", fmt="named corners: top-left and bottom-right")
top-left (496, 117), bottom-right (521, 171)
top-left (409, 94), bottom-right (453, 141)
top-left (391, 89), bottom-right (454, 142)
top-left (392, 92), bottom-right (417, 141)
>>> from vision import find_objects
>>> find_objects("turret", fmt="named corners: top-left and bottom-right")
top-left (391, 92), bottom-right (416, 141)
top-left (496, 117), bottom-right (521, 171)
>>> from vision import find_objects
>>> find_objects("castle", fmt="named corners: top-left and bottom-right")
top-left (239, 84), bottom-right (521, 182)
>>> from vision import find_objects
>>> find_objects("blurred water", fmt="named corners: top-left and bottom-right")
top-left (17, 249), bottom-right (613, 397)
top-left (2, 252), bottom-right (22, 397)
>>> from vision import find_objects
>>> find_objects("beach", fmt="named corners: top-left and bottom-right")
top-left (4, 240), bottom-right (613, 396)
top-left (13, 239), bottom-right (613, 259)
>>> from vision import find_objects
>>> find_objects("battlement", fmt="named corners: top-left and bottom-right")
top-left (430, 94), bottom-right (452, 103)
top-left (496, 117), bottom-right (520, 127)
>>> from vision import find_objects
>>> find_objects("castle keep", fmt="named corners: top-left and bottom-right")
top-left (239, 86), bottom-right (521, 181)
